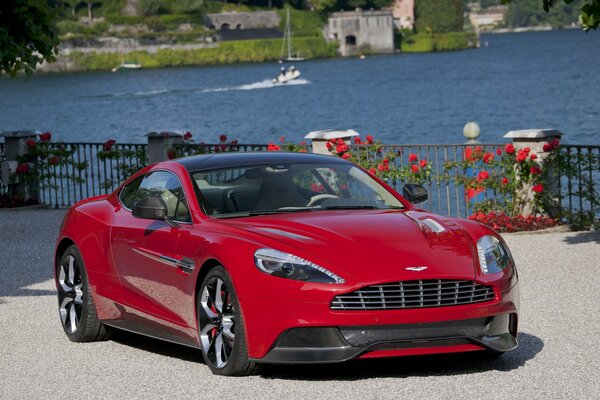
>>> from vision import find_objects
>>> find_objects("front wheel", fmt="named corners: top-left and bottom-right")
top-left (56, 245), bottom-right (112, 342)
top-left (198, 266), bottom-right (258, 376)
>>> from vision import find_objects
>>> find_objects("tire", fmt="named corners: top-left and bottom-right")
top-left (56, 245), bottom-right (112, 342)
top-left (197, 266), bottom-right (258, 376)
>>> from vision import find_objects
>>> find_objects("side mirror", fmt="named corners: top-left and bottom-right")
top-left (133, 196), bottom-right (168, 220)
top-left (402, 184), bottom-right (428, 205)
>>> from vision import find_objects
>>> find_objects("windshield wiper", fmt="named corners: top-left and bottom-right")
top-left (248, 208), bottom-right (315, 216)
top-left (321, 205), bottom-right (378, 210)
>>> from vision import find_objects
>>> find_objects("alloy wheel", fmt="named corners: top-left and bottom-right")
top-left (57, 254), bottom-right (83, 334)
top-left (199, 277), bottom-right (236, 369)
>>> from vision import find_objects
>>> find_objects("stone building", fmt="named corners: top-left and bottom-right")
top-left (327, 10), bottom-right (395, 57)
top-left (391, 0), bottom-right (414, 30)
top-left (203, 11), bottom-right (280, 31)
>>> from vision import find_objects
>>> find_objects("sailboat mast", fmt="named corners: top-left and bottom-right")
top-left (287, 6), bottom-right (292, 59)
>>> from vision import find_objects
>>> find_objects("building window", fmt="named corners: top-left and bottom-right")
top-left (345, 35), bottom-right (357, 46)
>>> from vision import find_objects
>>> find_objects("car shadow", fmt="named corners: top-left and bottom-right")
top-left (260, 332), bottom-right (543, 380)
top-left (562, 231), bottom-right (600, 245)
top-left (111, 330), bottom-right (204, 364)
top-left (110, 330), bottom-right (542, 379)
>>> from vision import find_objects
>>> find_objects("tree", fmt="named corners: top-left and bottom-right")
top-left (415, 0), bottom-right (464, 33)
top-left (502, 0), bottom-right (600, 31)
top-left (0, 0), bottom-right (60, 77)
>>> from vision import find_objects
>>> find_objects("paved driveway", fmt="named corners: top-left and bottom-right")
top-left (0, 209), bottom-right (599, 399)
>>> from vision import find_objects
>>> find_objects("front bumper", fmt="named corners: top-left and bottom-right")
top-left (253, 314), bottom-right (518, 363)
top-left (242, 281), bottom-right (519, 362)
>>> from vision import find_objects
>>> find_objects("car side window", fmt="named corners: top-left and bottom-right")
top-left (119, 176), bottom-right (144, 210)
top-left (131, 171), bottom-right (191, 223)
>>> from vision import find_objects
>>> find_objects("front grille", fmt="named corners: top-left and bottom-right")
top-left (331, 280), bottom-right (495, 310)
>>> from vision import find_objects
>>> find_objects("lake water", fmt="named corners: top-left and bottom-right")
top-left (1, 29), bottom-right (599, 145)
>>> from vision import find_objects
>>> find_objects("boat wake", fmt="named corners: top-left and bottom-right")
top-left (80, 79), bottom-right (309, 100)
top-left (200, 79), bottom-right (310, 93)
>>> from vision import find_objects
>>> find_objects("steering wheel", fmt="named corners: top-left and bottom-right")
top-left (307, 194), bottom-right (339, 207)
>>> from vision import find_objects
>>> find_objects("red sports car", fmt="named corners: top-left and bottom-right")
top-left (55, 152), bottom-right (519, 376)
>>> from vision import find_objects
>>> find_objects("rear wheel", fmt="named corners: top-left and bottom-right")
top-left (198, 266), bottom-right (258, 376)
top-left (56, 245), bottom-right (112, 342)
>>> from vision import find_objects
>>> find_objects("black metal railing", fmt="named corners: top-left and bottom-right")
top-left (350, 143), bottom-right (505, 218)
top-left (37, 142), bottom-right (147, 208)
top-left (0, 143), bottom-right (6, 195)
top-left (559, 145), bottom-right (600, 227)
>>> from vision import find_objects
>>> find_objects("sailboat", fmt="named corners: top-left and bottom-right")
top-left (279, 6), bottom-right (304, 63)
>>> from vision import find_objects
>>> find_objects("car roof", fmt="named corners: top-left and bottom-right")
top-left (175, 151), bottom-right (349, 172)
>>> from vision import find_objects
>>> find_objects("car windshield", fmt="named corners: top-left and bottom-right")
top-left (190, 162), bottom-right (404, 218)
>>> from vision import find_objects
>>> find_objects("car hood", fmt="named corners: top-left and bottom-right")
top-left (221, 210), bottom-right (477, 284)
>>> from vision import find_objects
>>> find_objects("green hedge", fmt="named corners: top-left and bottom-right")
top-left (69, 37), bottom-right (337, 71)
top-left (401, 32), bottom-right (477, 53)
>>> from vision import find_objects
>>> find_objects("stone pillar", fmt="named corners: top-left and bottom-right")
top-left (503, 129), bottom-right (563, 216)
top-left (304, 129), bottom-right (360, 155)
top-left (146, 131), bottom-right (184, 164)
top-left (0, 130), bottom-right (40, 201)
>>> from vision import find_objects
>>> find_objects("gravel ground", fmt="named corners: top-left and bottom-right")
top-left (0, 208), bottom-right (599, 400)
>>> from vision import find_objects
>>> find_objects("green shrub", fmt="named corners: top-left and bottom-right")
top-left (277, 8), bottom-right (326, 37)
top-left (400, 32), bottom-right (476, 53)
top-left (69, 37), bottom-right (337, 71)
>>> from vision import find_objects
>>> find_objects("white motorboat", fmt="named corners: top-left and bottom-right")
top-left (112, 61), bottom-right (142, 72)
top-left (273, 68), bottom-right (301, 84)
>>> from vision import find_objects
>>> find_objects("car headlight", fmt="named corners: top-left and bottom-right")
top-left (477, 235), bottom-right (513, 274)
top-left (254, 248), bottom-right (345, 284)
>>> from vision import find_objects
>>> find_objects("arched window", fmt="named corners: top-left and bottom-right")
top-left (345, 35), bottom-right (357, 46)
top-left (221, 23), bottom-right (230, 30)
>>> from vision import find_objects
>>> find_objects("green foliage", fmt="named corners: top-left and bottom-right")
top-left (400, 32), bottom-right (476, 52)
top-left (277, 8), bottom-right (325, 37)
top-left (503, 0), bottom-right (584, 28)
top-left (502, 0), bottom-right (600, 30)
top-left (69, 37), bottom-right (336, 70)
top-left (0, 0), bottom-right (60, 77)
top-left (415, 0), bottom-right (464, 33)
top-left (57, 20), bottom-right (111, 35)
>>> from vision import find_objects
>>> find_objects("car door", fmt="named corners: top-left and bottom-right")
top-left (110, 170), bottom-right (197, 338)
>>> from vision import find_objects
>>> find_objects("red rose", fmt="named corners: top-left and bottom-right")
top-left (353, 137), bottom-right (362, 144)
top-left (419, 159), bottom-right (428, 168)
top-left (335, 143), bottom-right (349, 154)
top-left (516, 150), bottom-right (528, 162)
top-left (365, 135), bottom-right (374, 144)
top-left (49, 156), bottom-right (60, 166)
top-left (505, 143), bottom-right (515, 154)
top-left (383, 158), bottom-right (389, 164)
top-left (532, 184), bottom-right (544, 193)
top-left (280, 136), bottom-right (285, 143)
top-left (369, 167), bottom-right (377, 175)
top-left (103, 139), bottom-right (116, 151)
top-left (530, 166), bottom-right (541, 175)
top-left (16, 163), bottom-right (30, 174)
top-left (523, 147), bottom-right (531, 153)
top-left (483, 152), bottom-right (494, 164)
top-left (411, 164), bottom-right (419, 173)
top-left (501, 177), bottom-right (509, 185)
top-left (219, 134), bottom-right (228, 142)
top-left (339, 183), bottom-right (348, 190)
top-left (475, 146), bottom-right (483, 154)
top-left (310, 183), bottom-right (324, 192)
top-left (26, 139), bottom-right (37, 148)
top-left (326, 141), bottom-right (333, 151)
top-left (183, 131), bottom-right (192, 141)
top-left (543, 143), bottom-right (551, 152)
top-left (477, 170), bottom-right (489, 181)
top-left (230, 139), bottom-right (238, 145)
top-left (377, 164), bottom-right (385, 171)
top-left (267, 143), bottom-right (281, 152)
top-left (299, 141), bottom-right (306, 146)
top-left (39, 132), bottom-right (52, 141)
top-left (341, 152), bottom-right (351, 160)
top-left (496, 148), bottom-right (502, 156)
top-left (530, 154), bottom-right (537, 160)
top-left (167, 149), bottom-right (176, 159)
top-left (409, 153), bottom-right (418, 162)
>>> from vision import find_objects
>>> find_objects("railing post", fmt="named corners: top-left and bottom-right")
top-left (146, 131), bottom-right (184, 164)
top-left (304, 129), bottom-right (360, 155)
top-left (504, 129), bottom-right (563, 216)
top-left (0, 130), bottom-right (40, 202)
